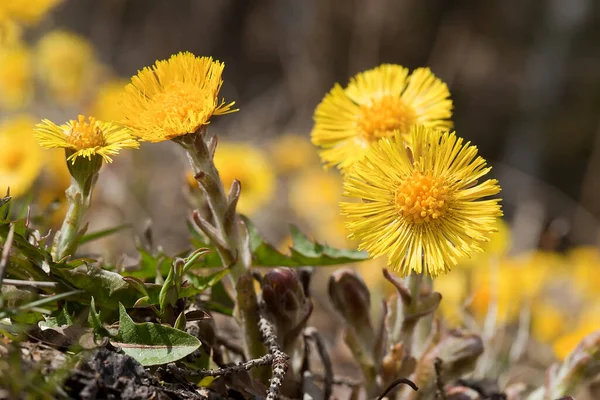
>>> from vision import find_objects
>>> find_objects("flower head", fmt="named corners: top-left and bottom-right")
top-left (312, 64), bottom-right (452, 171)
top-left (341, 125), bottom-right (501, 277)
top-left (0, 0), bottom-right (62, 25)
top-left (0, 42), bottom-right (33, 109)
top-left (0, 115), bottom-right (42, 198)
top-left (121, 52), bottom-right (237, 142)
top-left (34, 115), bottom-right (139, 164)
top-left (35, 30), bottom-right (98, 104)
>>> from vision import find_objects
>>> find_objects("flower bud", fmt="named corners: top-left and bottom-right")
top-left (328, 268), bottom-right (373, 337)
top-left (436, 329), bottom-right (484, 381)
top-left (262, 268), bottom-right (313, 348)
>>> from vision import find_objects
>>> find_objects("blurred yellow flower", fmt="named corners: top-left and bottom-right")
top-left (531, 302), bottom-right (568, 344)
top-left (435, 271), bottom-right (469, 326)
top-left (212, 142), bottom-right (275, 215)
top-left (0, 42), bottom-right (33, 109)
top-left (342, 126), bottom-right (502, 277)
top-left (568, 246), bottom-right (600, 299)
top-left (552, 312), bottom-right (600, 360)
top-left (0, 0), bottom-right (62, 25)
top-left (0, 115), bottom-right (42, 197)
top-left (122, 52), bottom-right (237, 142)
top-left (35, 30), bottom-right (98, 104)
top-left (289, 168), bottom-right (348, 247)
top-left (35, 115), bottom-right (139, 164)
top-left (270, 134), bottom-right (318, 174)
top-left (89, 79), bottom-right (128, 121)
top-left (0, 19), bottom-right (22, 46)
top-left (311, 64), bottom-right (452, 171)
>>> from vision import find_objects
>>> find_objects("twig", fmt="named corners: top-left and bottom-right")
top-left (258, 304), bottom-right (289, 400)
top-left (0, 223), bottom-right (15, 285)
top-left (167, 354), bottom-right (273, 377)
top-left (2, 279), bottom-right (58, 288)
top-left (304, 327), bottom-right (333, 400)
top-left (434, 358), bottom-right (447, 400)
top-left (377, 378), bottom-right (418, 400)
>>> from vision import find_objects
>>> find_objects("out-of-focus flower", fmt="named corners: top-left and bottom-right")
top-left (270, 134), bottom-right (318, 174)
top-left (342, 126), bottom-right (502, 277)
top-left (288, 167), bottom-right (348, 246)
top-left (34, 115), bottom-right (139, 164)
top-left (0, 42), bottom-right (33, 109)
top-left (531, 302), bottom-right (568, 344)
top-left (0, 0), bottom-right (62, 25)
top-left (211, 142), bottom-right (274, 215)
top-left (553, 312), bottom-right (600, 360)
top-left (35, 30), bottom-right (98, 104)
top-left (568, 246), bottom-right (600, 300)
top-left (0, 115), bottom-right (42, 197)
top-left (0, 19), bottom-right (22, 47)
top-left (311, 64), bottom-right (452, 171)
top-left (88, 79), bottom-right (128, 121)
top-left (121, 52), bottom-right (237, 142)
top-left (435, 270), bottom-right (469, 326)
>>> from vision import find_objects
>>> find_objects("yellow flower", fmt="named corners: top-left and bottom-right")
top-left (34, 115), bottom-right (139, 164)
top-left (0, 42), bottom-right (33, 109)
top-left (35, 30), bottom-right (98, 104)
top-left (212, 142), bottom-right (275, 215)
top-left (435, 270), bottom-right (469, 326)
top-left (0, 18), bottom-right (22, 46)
top-left (341, 126), bottom-right (501, 277)
top-left (568, 246), bottom-right (600, 299)
top-left (0, 115), bottom-right (42, 198)
top-left (88, 79), bottom-right (129, 121)
top-left (531, 302), bottom-right (568, 344)
top-left (0, 0), bottom-right (62, 25)
top-left (289, 168), bottom-right (348, 247)
top-left (270, 134), bottom-right (318, 174)
top-left (552, 313), bottom-right (600, 360)
top-left (121, 52), bottom-right (237, 142)
top-left (311, 64), bottom-right (452, 171)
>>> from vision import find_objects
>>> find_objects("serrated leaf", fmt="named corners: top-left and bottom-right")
top-left (78, 224), bottom-right (131, 245)
top-left (88, 297), bottom-right (110, 337)
top-left (111, 303), bottom-right (200, 366)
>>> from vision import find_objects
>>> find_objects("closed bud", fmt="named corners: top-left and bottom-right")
top-left (262, 268), bottom-right (313, 348)
top-left (437, 329), bottom-right (484, 381)
top-left (328, 268), bottom-right (373, 335)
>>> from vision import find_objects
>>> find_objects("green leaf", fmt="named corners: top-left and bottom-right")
top-left (127, 247), bottom-right (172, 280)
top-left (78, 224), bottom-right (131, 245)
top-left (88, 297), bottom-right (111, 337)
top-left (244, 217), bottom-right (368, 267)
top-left (186, 268), bottom-right (229, 292)
top-left (111, 303), bottom-right (200, 366)
top-left (52, 265), bottom-right (140, 309)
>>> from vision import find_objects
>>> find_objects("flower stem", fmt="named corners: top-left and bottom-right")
top-left (176, 130), bottom-right (251, 283)
top-left (53, 175), bottom-right (95, 261)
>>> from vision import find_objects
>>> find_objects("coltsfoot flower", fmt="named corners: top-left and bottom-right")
top-left (121, 52), bottom-right (237, 142)
top-left (0, 0), bottom-right (62, 25)
top-left (312, 64), bottom-right (452, 171)
top-left (341, 125), bottom-right (501, 277)
top-left (34, 115), bottom-right (139, 164)
top-left (212, 142), bottom-right (275, 215)
top-left (35, 30), bottom-right (98, 104)
top-left (0, 115), bottom-right (42, 198)
top-left (0, 42), bottom-right (33, 109)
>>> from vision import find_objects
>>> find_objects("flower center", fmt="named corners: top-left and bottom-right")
top-left (358, 95), bottom-right (416, 141)
top-left (150, 83), bottom-right (213, 130)
top-left (66, 115), bottom-right (106, 149)
top-left (395, 171), bottom-right (450, 224)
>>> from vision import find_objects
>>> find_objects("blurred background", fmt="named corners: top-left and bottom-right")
top-left (1, 0), bottom-right (600, 389)
top-left (4, 0), bottom-right (597, 252)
